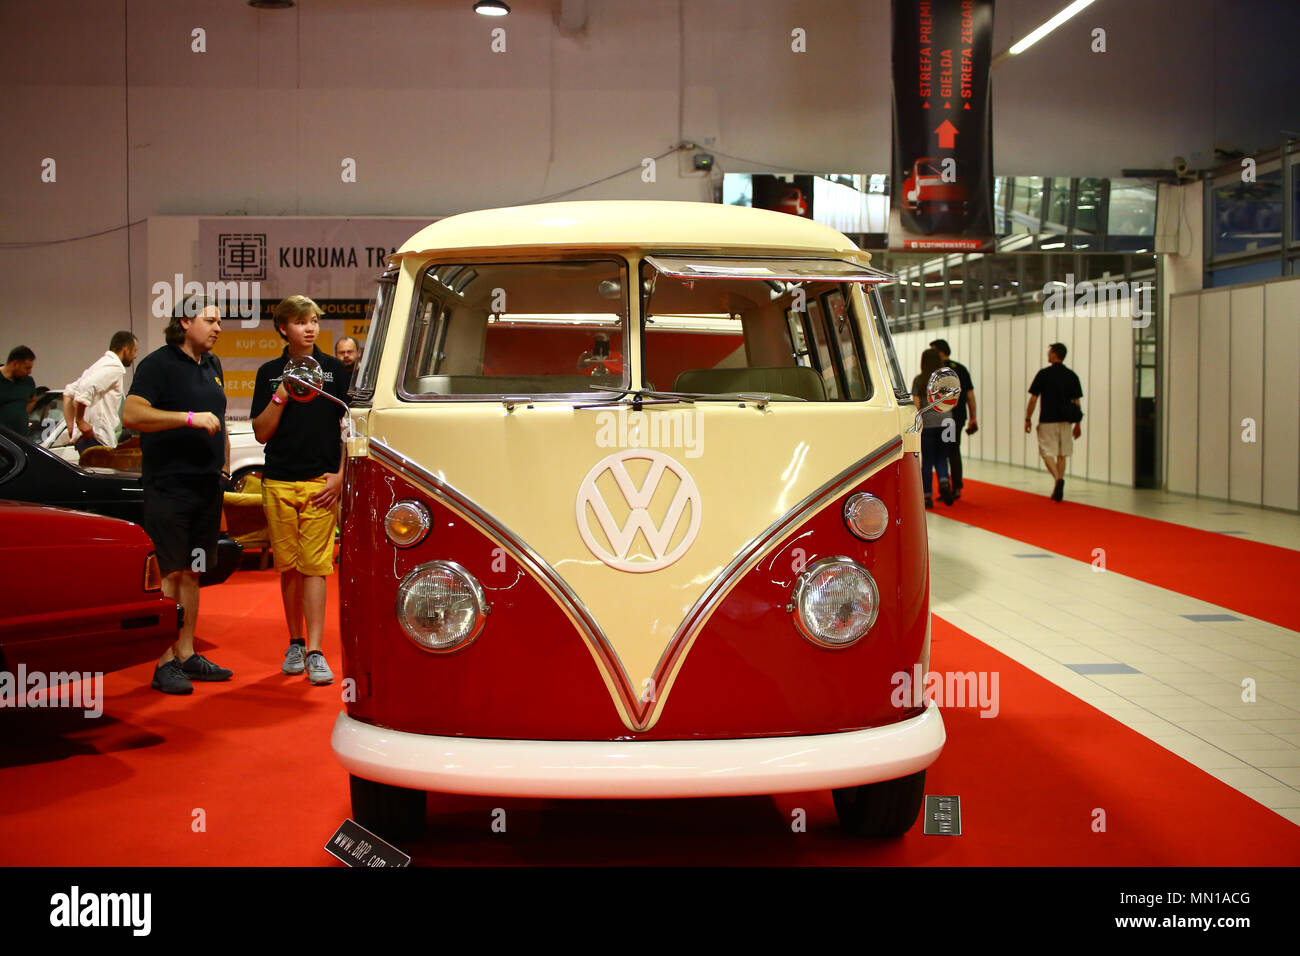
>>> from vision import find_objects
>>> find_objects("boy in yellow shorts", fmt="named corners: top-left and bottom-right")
top-left (250, 296), bottom-right (350, 684)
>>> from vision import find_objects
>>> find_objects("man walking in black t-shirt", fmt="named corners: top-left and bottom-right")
top-left (122, 295), bottom-right (234, 694)
top-left (1025, 342), bottom-right (1083, 502)
top-left (250, 296), bottom-right (349, 685)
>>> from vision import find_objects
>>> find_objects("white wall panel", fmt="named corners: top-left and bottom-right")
top-left (1110, 317), bottom-right (1133, 486)
top-left (965, 322), bottom-right (986, 461)
top-left (1263, 282), bottom-right (1300, 511)
top-left (1196, 292), bottom-right (1231, 499)
top-left (1069, 315), bottom-right (1091, 479)
top-left (982, 321), bottom-right (998, 464)
top-left (1166, 294), bottom-right (1200, 496)
top-left (1010, 318), bottom-right (1027, 468)
top-left (1090, 317), bottom-right (1112, 482)
top-left (1228, 285), bottom-right (1264, 505)
top-left (1024, 313), bottom-right (1046, 467)
top-left (995, 319), bottom-right (1012, 463)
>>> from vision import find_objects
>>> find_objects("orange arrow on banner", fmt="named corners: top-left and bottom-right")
top-left (934, 119), bottom-right (959, 148)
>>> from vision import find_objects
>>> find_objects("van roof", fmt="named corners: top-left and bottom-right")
top-left (395, 200), bottom-right (866, 259)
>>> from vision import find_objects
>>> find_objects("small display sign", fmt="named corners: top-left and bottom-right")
top-left (923, 794), bottom-right (962, 835)
top-left (324, 819), bottom-right (412, 868)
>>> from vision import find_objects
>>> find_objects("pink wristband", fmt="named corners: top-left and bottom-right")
top-left (187, 411), bottom-right (193, 427)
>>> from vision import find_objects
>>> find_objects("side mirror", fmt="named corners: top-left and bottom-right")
top-left (283, 355), bottom-right (324, 402)
top-left (926, 367), bottom-right (961, 413)
top-left (280, 355), bottom-right (351, 412)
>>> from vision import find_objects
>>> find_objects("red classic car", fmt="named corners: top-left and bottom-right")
top-left (0, 501), bottom-right (181, 678)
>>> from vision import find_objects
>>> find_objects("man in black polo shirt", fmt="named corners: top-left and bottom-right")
top-left (122, 295), bottom-right (234, 694)
top-left (1025, 342), bottom-right (1084, 502)
top-left (251, 296), bottom-right (349, 685)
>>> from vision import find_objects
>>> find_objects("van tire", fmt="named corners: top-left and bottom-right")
top-left (349, 775), bottom-right (426, 844)
top-left (832, 770), bottom-right (926, 837)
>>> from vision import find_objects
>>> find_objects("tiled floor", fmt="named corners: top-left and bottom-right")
top-left (930, 460), bottom-right (1300, 825)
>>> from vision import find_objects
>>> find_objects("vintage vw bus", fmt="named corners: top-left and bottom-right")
top-left (326, 200), bottom-right (952, 842)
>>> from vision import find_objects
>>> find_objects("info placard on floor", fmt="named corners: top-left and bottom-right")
top-left (923, 795), bottom-right (962, 836)
top-left (324, 819), bottom-right (412, 867)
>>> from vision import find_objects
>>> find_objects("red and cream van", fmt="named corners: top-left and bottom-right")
top-left (327, 200), bottom-right (952, 841)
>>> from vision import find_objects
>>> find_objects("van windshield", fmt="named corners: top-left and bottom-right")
top-left (640, 258), bottom-right (881, 402)
top-left (401, 259), bottom-right (629, 397)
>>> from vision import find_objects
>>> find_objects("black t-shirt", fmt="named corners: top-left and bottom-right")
top-left (250, 346), bottom-right (349, 482)
top-left (1028, 363), bottom-right (1083, 423)
top-left (946, 359), bottom-right (974, 424)
top-left (0, 373), bottom-right (35, 434)
top-left (128, 344), bottom-right (227, 477)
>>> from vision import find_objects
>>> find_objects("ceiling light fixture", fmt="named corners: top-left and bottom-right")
top-left (1008, 0), bottom-right (1096, 55)
top-left (474, 1), bottom-right (511, 15)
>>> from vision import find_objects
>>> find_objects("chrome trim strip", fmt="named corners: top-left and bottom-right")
top-left (366, 438), bottom-right (647, 725)
top-left (655, 435), bottom-right (903, 680)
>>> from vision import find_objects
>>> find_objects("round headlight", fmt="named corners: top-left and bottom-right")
top-left (395, 560), bottom-right (488, 652)
top-left (385, 500), bottom-right (432, 548)
top-left (843, 492), bottom-right (889, 540)
top-left (789, 556), bottom-right (879, 648)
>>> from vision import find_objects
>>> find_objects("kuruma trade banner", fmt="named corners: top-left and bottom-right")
top-left (890, 0), bottom-right (995, 251)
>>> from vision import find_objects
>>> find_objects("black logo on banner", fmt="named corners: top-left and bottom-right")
top-left (218, 234), bottom-right (268, 281)
top-left (891, 0), bottom-right (995, 247)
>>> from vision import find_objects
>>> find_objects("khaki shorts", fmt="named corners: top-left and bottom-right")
top-left (262, 477), bottom-right (337, 576)
top-left (1036, 421), bottom-right (1074, 459)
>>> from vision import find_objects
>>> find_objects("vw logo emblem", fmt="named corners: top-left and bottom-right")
top-left (576, 450), bottom-right (702, 573)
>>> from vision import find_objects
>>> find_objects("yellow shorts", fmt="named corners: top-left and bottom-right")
top-left (262, 477), bottom-right (337, 576)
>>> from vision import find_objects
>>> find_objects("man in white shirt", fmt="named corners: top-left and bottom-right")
top-left (63, 331), bottom-right (138, 452)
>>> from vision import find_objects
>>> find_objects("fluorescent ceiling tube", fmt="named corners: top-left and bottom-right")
top-left (1009, 0), bottom-right (1096, 55)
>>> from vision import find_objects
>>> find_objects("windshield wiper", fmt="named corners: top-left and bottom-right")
top-left (575, 384), bottom-right (698, 410)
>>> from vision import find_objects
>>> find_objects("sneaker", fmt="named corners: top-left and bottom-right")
top-left (151, 659), bottom-right (193, 695)
top-left (180, 653), bottom-right (233, 682)
top-left (282, 643), bottom-right (306, 675)
top-left (1051, 478), bottom-right (1065, 502)
top-left (939, 479), bottom-right (954, 506)
top-left (306, 651), bottom-right (333, 685)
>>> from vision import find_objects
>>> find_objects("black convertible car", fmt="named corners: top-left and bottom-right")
top-left (0, 425), bottom-right (241, 586)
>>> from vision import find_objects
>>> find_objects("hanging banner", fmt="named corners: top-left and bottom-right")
top-left (191, 217), bottom-right (430, 415)
top-left (889, 0), bottom-right (995, 251)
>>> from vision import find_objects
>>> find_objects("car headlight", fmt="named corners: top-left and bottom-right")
top-left (789, 556), bottom-right (879, 648)
top-left (385, 499), bottom-right (432, 548)
top-left (843, 492), bottom-right (889, 540)
top-left (395, 561), bottom-right (489, 652)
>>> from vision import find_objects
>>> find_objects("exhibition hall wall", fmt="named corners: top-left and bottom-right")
top-left (2, 0), bottom-right (1295, 389)
top-left (893, 310), bottom-right (1136, 487)
top-left (1166, 276), bottom-right (1300, 513)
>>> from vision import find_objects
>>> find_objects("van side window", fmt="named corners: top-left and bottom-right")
top-left (349, 267), bottom-right (398, 403)
top-left (823, 289), bottom-right (869, 400)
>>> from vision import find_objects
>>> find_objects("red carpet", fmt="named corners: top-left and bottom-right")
top-left (939, 479), bottom-right (1300, 631)
top-left (1, 572), bottom-right (1295, 865)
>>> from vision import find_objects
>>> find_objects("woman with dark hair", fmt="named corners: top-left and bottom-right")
top-left (911, 347), bottom-right (953, 508)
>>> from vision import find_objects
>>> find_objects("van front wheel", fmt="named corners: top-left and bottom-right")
top-left (832, 770), bottom-right (926, 837)
top-left (349, 775), bottom-right (426, 844)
